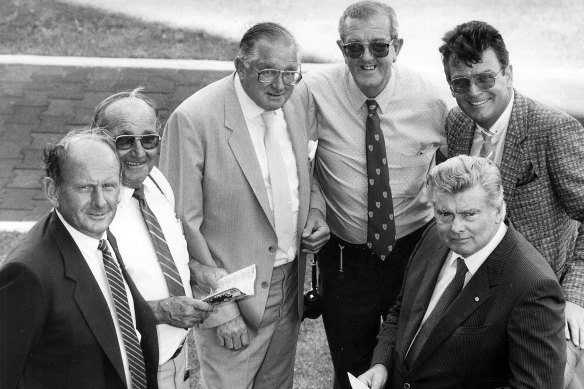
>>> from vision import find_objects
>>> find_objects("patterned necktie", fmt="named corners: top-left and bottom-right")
top-left (365, 99), bottom-right (396, 260)
top-left (262, 111), bottom-right (294, 257)
top-left (479, 128), bottom-right (495, 160)
top-left (133, 187), bottom-right (185, 296)
top-left (98, 239), bottom-right (147, 389)
top-left (405, 257), bottom-right (468, 367)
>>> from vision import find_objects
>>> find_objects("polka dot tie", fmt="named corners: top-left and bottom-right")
top-left (365, 99), bottom-right (396, 260)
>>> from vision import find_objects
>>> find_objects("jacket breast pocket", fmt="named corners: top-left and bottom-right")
top-left (516, 160), bottom-right (539, 187)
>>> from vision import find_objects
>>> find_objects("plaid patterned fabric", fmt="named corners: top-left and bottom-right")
top-left (446, 90), bottom-right (584, 306)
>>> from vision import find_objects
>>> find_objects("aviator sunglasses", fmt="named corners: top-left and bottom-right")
top-left (341, 38), bottom-right (396, 59)
top-left (449, 68), bottom-right (505, 94)
top-left (114, 134), bottom-right (161, 150)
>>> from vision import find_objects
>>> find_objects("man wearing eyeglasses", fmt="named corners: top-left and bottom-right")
top-left (302, 2), bottom-right (452, 388)
top-left (441, 21), bottom-right (584, 388)
top-left (93, 89), bottom-right (223, 389)
top-left (159, 22), bottom-right (329, 389)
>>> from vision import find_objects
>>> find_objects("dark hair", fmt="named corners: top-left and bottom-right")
top-left (43, 128), bottom-right (119, 187)
top-left (439, 21), bottom-right (509, 81)
top-left (237, 22), bottom-right (298, 61)
top-left (338, 1), bottom-right (399, 41)
top-left (92, 87), bottom-right (160, 132)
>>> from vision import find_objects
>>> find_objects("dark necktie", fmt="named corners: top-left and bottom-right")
top-left (405, 257), bottom-right (468, 367)
top-left (133, 186), bottom-right (186, 297)
top-left (365, 99), bottom-right (396, 260)
top-left (98, 239), bottom-right (147, 389)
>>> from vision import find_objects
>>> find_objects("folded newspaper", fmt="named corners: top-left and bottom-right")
top-left (202, 264), bottom-right (256, 306)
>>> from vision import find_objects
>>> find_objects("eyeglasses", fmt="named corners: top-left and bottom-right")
top-left (341, 38), bottom-right (396, 59)
top-left (245, 61), bottom-right (303, 86)
top-left (114, 134), bottom-right (161, 150)
top-left (450, 68), bottom-right (505, 94)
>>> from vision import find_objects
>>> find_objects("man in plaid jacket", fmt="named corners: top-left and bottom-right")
top-left (440, 21), bottom-right (584, 388)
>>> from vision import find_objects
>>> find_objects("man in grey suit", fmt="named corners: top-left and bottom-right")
top-left (359, 156), bottom-right (565, 389)
top-left (441, 21), bottom-right (584, 388)
top-left (159, 22), bottom-right (329, 388)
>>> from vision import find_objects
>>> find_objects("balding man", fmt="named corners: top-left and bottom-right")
top-left (160, 22), bottom-right (329, 388)
top-left (0, 129), bottom-right (159, 389)
top-left (93, 89), bottom-right (221, 389)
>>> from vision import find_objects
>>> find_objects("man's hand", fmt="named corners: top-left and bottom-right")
top-left (216, 314), bottom-right (249, 350)
top-left (301, 208), bottom-right (330, 253)
top-left (566, 301), bottom-right (584, 348)
top-left (190, 260), bottom-right (229, 290)
top-left (149, 297), bottom-right (214, 328)
top-left (358, 364), bottom-right (388, 389)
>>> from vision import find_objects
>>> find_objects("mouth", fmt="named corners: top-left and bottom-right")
top-left (469, 98), bottom-right (489, 106)
top-left (125, 161), bottom-right (148, 168)
top-left (361, 64), bottom-right (377, 71)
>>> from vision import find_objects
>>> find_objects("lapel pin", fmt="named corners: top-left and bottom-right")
top-left (474, 296), bottom-right (479, 302)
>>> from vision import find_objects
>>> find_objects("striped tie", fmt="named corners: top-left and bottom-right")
top-left (133, 187), bottom-right (185, 296)
top-left (479, 128), bottom-right (495, 160)
top-left (98, 239), bottom-right (147, 389)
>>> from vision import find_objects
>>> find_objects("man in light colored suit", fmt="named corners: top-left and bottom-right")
top-left (0, 129), bottom-right (159, 388)
top-left (359, 156), bottom-right (565, 389)
top-left (159, 22), bottom-right (329, 389)
top-left (440, 21), bottom-right (584, 388)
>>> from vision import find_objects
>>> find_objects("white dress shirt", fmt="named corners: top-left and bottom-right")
top-left (234, 76), bottom-right (299, 266)
top-left (109, 167), bottom-right (192, 364)
top-left (56, 211), bottom-right (137, 387)
top-left (470, 91), bottom-right (515, 166)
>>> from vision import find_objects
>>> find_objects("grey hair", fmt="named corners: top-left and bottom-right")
top-left (237, 22), bottom-right (299, 62)
top-left (425, 155), bottom-right (505, 210)
top-left (92, 87), bottom-right (160, 133)
top-left (43, 128), bottom-right (121, 188)
top-left (338, 1), bottom-right (399, 41)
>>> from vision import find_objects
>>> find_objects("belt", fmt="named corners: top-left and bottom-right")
top-left (329, 234), bottom-right (376, 255)
top-left (170, 336), bottom-right (187, 360)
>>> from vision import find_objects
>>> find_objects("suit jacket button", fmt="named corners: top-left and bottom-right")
top-left (261, 281), bottom-right (269, 289)
top-left (269, 246), bottom-right (276, 253)
top-left (404, 384), bottom-right (410, 389)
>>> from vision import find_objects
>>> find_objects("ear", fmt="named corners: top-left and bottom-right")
top-left (43, 177), bottom-right (60, 209)
top-left (234, 57), bottom-right (246, 79)
top-left (505, 64), bottom-right (513, 88)
top-left (336, 40), bottom-right (348, 63)
top-left (392, 38), bottom-right (404, 61)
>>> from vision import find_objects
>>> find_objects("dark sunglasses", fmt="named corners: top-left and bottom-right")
top-left (341, 38), bottom-right (395, 59)
top-left (450, 68), bottom-right (505, 94)
top-left (114, 134), bottom-right (161, 150)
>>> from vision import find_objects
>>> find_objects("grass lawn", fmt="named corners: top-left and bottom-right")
top-left (0, 231), bottom-right (334, 388)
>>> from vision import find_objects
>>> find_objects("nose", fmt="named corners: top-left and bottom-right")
top-left (272, 73), bottom-right (286, 91)
top-left (361, 45), bottom-right (374, 61)
top-left (450, 215), bottom-right (465, 234)
top-left (130, 138), bottom-right (146, 157)
top-left (92, 187), bottom-right (106, 208)
top-left (467, 79), bottom-right (482, 96)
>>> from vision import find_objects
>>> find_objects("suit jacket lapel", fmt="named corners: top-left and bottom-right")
top-left (283, 100), bottom-right (309, 237)
top-left (224, 75), bottom-right (275, 228)
top-left (50, 213), bottom-right (127, 385)
top-left (499, 92), bottom-right (528, 205)
top-left (399, 240), bottom-right (450, 358)
top-left (409, 221), bottom-right (515, 372)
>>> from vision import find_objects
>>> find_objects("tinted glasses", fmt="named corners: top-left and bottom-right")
top-left (246, 61), bottom-right (303, 86)
top-left (341, 38), bottom-right (395, 59)
top-left (114, 134), bottom-right (161, 150)
top-left (450, 68), bottom-right (505, 94)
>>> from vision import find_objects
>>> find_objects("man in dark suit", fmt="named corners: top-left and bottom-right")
top-left (0, 129), bottom-right (159, 389)
top-left (440, 21), bottom-right (584, 387)
top-left (359, 155), bottom-right (565, 389)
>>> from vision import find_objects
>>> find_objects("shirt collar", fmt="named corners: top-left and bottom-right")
top-left (234, 74), bottom-right (266, 120)
top-left (119, 185), bottom-right (136, 205)
top-left (55, 210), bottom-right (105, 251)
top-left (476, 90), bottom-right (515, 141)
top-left (448, 220), bottom-right (508, 277)
top-left (346, 64), bottom-right (397, 114)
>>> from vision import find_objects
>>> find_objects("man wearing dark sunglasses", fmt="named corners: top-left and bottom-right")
top-left (160, 23), bottom-right (329, 389)
top-left (441, 21), bottom-right (584, 389)
top-left (93, 90), bottom-right (224, 389)
top-left (302, 2), bottom-right (452, 388)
